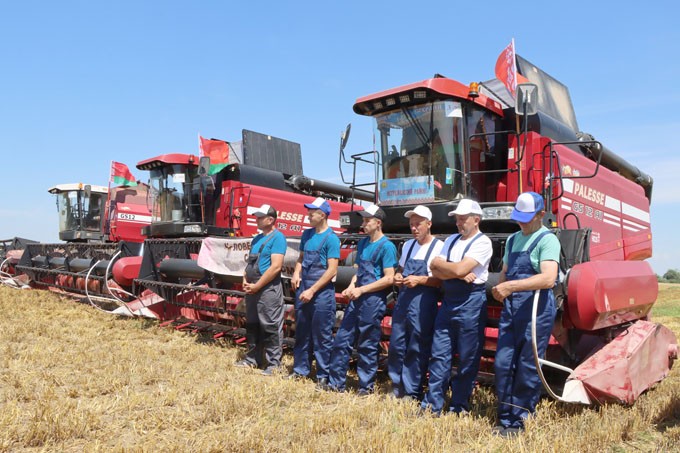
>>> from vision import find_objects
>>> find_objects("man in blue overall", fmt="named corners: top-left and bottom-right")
top-left (328, 204), bottom-right (397, 396)
top-left (236, 204), bottom-right (288, 376)
top-left (421, 199), bottom-right (493, 415)
top-left (491, 192), bottom-right (560, 437)
top-left (289, 197), bottom-right (341, 389)
top-left (388, 205), bottom-right (443, 400)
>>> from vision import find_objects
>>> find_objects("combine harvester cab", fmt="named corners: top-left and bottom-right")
top-left (340, 54), bottom-right (676, 404)
top-left (118, 130), bottom-right (370, 341)
top-left (12, 181), bottom-right (151, 305)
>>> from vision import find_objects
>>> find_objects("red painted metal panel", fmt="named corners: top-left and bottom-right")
top-left (567, 320), bottom-right (677, 404)
top-left (566, 260), bottom-right (658, 331)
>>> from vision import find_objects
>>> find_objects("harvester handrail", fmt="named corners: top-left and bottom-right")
top-left (85, 258), bottom-right (137, 316)
top-left (103, 251), bottom-right (138, 307)
top-left (542, 139), bottom-right (604, 202)
top-left (531, 288), bottom-right (572, 401)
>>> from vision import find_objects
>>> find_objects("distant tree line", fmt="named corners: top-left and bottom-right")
top-left (658, 269), bottom-right (680, 283)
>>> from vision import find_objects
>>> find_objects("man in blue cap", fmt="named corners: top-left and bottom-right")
top-left (491, 191), bottom-right (561, 437)
top-left (289, 197), bottom-right (340, 389)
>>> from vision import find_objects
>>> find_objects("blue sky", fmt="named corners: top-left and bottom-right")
top-left (1, 1), bottom-right (678, 275)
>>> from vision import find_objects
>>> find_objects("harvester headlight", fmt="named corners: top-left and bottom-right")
top-left (482, 206), bottom-right (514, 220)
top-left (385, 98), bottom-right (396, 107)
top-left (399, 95), bottom-right (410, 103)
top-left (373, 101), bottom-right (383, 110)
top-left (183, 224), bottom-right (202, 234)
top-left (340, 215), bottom-right (350, 227)
top-left (413, 90), bottom-right (427, 99)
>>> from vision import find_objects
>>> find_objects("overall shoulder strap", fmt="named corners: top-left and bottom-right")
top-left (446, 234), bottom-right (462, 262)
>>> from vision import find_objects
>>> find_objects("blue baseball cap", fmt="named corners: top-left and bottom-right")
top-left (304, 197), bottom-right (331, 216)
top-left (511, 192), bottom-right (545, 223)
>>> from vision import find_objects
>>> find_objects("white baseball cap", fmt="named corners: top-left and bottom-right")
top-left (252, 204), bottom-right (277, 218)
top-left (304, 197), bottom-right (332, 216)
top-left (356, 204), bottom-right (386, 220)
top-left (404, 205), bottom-right (432, 221)
top-left (448, 199), bottom-right (483, 216)
top-left (511, 191), bottom-right (545, 222)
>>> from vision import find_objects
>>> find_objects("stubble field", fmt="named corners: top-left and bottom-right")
top-left (0, 284), bottom-right (679, 452)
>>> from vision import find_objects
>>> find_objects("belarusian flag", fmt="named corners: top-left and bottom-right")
top-left (110, 161), bottom-right (138, 186)
top-left (199, 135), bottom-right (230, 175)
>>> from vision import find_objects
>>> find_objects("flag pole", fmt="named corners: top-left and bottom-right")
top-left (106, 160), bottom-right (113, 237)
top-left (512, 38), bottom-right (523, 193)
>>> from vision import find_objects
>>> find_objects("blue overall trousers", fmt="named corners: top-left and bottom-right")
top-left (422, 233), bottom-right (486, 414)
top-left (329, 238), bottom-right (388, 392)
top-left (292, 230), bottom-right (336, 380)
top-left (387, 239), bottom-right (441, 399)
top-left (243, 233), bottom-right (284, 369)
top-left (495, 231), bottom-right (556, 429)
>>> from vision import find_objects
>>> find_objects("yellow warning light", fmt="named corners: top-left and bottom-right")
top-left (551, 221), bottom-right (558, 228)
top-left (468, 82), bottom-right (479, 99)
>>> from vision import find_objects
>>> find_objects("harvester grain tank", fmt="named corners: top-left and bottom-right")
top-left (341, 54), bottom-right (676, 404)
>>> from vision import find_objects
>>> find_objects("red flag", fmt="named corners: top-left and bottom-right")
top-left (495, 39), bottom-right (521, 98)
top-left (110, 161), bottom-right (137, 186)
top-left (199, 136), bottom-right (230, 175)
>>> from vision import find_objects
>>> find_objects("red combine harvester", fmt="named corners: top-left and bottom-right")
top-left (109, 130), bottom-right (371, 341)
top-left (10, 181), bottom-right (151, 298)
top-left (336, 54), bottom-right (676, 405)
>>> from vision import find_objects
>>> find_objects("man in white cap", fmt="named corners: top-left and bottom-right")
top-left (236, 204), bottom-right (287, 375)
top-left (289, 197), bottom-right (340, 389)
top-left (421, 198), bottom-right (492, 416)
top-left (328, 204), bottom-right (398, 395)
top-left (491, 191), bottom-right (560, 437)
top-left (388, 205), bottom-right (443, 400)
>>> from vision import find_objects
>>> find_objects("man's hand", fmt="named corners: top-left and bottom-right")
top-left (393, 272), bottom-right (404, 287)
top-left (492, 281), bottom-right (512, 302)
top-left (462, 272), bottom-right (477, 284)
top-left (243, 282), bottom-right (259, 295)
top-left (430, 256), bottom-right (445, 272)
top-left (342, 285), bottom-right (363, 301)
top-left (402, 275), bottom-right (425, 288)
top-left (291, 272), bottom-right (301, 291)
top-left (299, 288), bottom-right (315, 303)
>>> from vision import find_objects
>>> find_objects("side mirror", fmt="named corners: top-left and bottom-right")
top-left (340, 123), bottom-right (351, 152)
top-left (84, 184), bottom-right (92, 197)
top-left (198, 156), bottom-right (211, 176)
top-left (515, 83), bottom-right (539, 116)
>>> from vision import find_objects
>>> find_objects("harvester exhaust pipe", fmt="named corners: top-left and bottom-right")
top-left (289, 175), bottom-right (374, 202)
top-left (577, 133), bottom-right (654, 201)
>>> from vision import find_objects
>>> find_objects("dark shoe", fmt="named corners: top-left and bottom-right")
top-left (234, 359), bottom-right (255, 369)
top-left (286, 372), bottom-right (306, 380)
top-left (324, 385), bottom-right (344, 393)
top-left (261, 366), bottom-right (279, 376)
top-left (491, 425), bottom-right (506, 436)
top-left (449, 407), bottom-right (470, 416)
top-left (315, 377), bottom-right (329, 391)
top-left (501, 427), bottom-right (522, 438)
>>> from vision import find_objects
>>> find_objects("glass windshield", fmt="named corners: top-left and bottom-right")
top-left (375, 101), bottom-right (465, 205)
top-left (56, 190), bottom-right (104, 233)
top-left (149, 164), bottom-right (201, 223)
